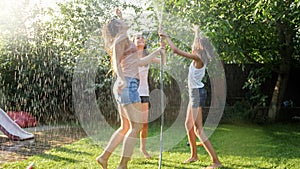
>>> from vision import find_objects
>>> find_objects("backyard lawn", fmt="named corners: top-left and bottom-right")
top-left (1, 123), bottom-right (300, 169)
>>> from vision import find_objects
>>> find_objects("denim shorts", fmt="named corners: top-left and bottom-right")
top-left (140, 96), bottom-right (150, 103)
top-left (116, 77), bottom-right (141, 105)
top-left (189, 87), bottom-right (207, 108)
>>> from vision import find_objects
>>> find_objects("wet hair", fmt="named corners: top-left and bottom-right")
top-left (102, 18), bottom-right (127, 56)
top-left (194, 36), bottom-right (214, 65)
top-left (102, 18), bottom-right (128, 76)
top-left (107, 19), bottom-right (121, 37)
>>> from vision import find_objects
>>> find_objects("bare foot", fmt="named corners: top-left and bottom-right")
top-left (96, 156), bottom-right (108, 169)
top-left (203, 162), bottom-right (222, 169)
top-left (183, 157), bottom-right (198, 163)
top-left (118, 157), bottom-right (130, 169)
top-left (140, 149), bottom-right (151, 159)
top-left (116, 165), bottom-right (128, 169)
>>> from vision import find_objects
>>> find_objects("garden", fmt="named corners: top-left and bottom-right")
top-left (1, 123), bottom-right (300, 168)
top-left (0, 0), bottom-right (300, 168)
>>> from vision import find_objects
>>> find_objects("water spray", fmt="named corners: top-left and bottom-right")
top-left (156, 1), bottom-right (165, 168)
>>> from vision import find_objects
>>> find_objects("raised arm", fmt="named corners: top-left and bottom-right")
top-left (151, 39), bottom-right (166, 65)
top-left (151, 54), bottom-right (166, 65)
top-left (137, 48), bottom-right (162, 66)
top-left (116, 8), bottom-right (123, 20)
top-left (162, 35), bottom-right (199, 61)
top-left (112, 38), bottom-right (127, 88)
top-left (193, 25), bottom-right (199, 39)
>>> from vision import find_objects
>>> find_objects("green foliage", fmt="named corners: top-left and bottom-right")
top-left (163, 0), bottom-right (300, 121)
top-left (0, 0), bottom-right (136, 123)
top-left (0, 21), bottom-right (73, 122)
top-left (1, 0), bottom-right (298, 123)
top-left (243, 67), bottom-right (272, 107)
top-left (162, 0), bottom-right (300, 100)
top-left (223, 101), bottom-right (252, 123)
top-left (0, 0), bottom-right (168, 123)
top-left (165, 0), bottom-right (300, 64)
top-left (139, 31), bottom-right (182, 86)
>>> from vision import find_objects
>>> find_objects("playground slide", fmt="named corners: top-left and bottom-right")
top-left (0, 108), bottom-right (34, 141)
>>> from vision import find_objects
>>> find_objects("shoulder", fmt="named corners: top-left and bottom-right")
top-left (193, 54), bottom-right (204, 69)
top-left (193, 53), bottom-right (203, 63)
top-left (112, 34), bottom-right (129, 48)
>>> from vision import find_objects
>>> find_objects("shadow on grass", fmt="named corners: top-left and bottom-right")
top-left (165, 122), bottom-right (300, 168)
top-left (261, 122), bottom-right (300, 158)
top-left (226, 162), bottom-right (270, 169)
top-left (54, 147), bottom-right (92, 156)
top-left (36, 153), bottom-right (80, 163)
top-left (212, 123), bottom-right (300, 158)
top-left (32, 140), bottom-right (93, 163)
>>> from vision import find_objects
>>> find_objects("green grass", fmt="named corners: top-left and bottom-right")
top-left (2, 123), bottom-right (300, 169)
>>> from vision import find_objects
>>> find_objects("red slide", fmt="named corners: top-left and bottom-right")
top-left (0, 108), bottom-right (34, 141)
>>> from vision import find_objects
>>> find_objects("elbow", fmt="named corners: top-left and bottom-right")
top-left (172, 48), bottom-right (179, 54)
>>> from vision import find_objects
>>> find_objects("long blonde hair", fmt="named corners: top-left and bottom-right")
top-left (102, 19), bottom-right (125, 56)
top-left (102, 19), bottom-right (129, 75)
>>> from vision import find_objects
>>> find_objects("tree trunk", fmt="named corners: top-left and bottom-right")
top-left (268, 65), bottom-right (290, 121)
top-left (267, 22), bottom-right (294, 122)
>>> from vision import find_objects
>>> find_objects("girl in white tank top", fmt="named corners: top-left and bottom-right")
top-left (159, 25), bottom-right (222, 168)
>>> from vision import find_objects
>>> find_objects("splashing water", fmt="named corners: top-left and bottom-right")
top-left (0, 0), bottom-right (226, 161)
top-left (72, 0), bottom-right (226, 160)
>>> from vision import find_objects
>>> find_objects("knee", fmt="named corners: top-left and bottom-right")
top-left (196, 129), bottom-right (208, 141)
top-left (185, 120), bottom-right (193, 131)
top-left (131, 123), bottom-right (143, 133)
top-left (199, 134), bottom-right (208, 142)
top-left (119, 126), bottom-right (130, 135)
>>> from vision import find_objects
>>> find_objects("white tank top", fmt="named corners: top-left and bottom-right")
top-left (188, 61), bottom-right (205, 89)
top-left (138, 65), bottom-right (150, 96)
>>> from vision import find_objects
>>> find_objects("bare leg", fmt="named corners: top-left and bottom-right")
top-left (140, 102), bottom-right (151, 159)
top-left (118, 103), bottom-right (144, 169)
top-left (193, 107), bottom-right (222, 168)
top-left (97, 105), bottom-right (130, 169)
top-left (184, 104), bottom-right (199, 163)
top-left (117, 157), bottom-right (130, 169)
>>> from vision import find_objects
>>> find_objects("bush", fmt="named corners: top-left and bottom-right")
top-left (0, 35), bottom-right (74, 123)
top-left (222, 100), bottom-right (252, 123)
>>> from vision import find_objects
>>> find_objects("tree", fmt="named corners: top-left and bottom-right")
top-left (164, 0), bottom-right (300, 122)
top-left (0, 0), bottom-right (143, 122)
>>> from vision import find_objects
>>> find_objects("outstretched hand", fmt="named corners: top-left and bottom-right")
top-left (158, 25), bottom-right (166, 49)
top-left (158, 25), bottom-right (167, 38)
top-left (159, 31), bottom-right (169, 40)
top-left (159, 33), bottom-right (168, 38)
top-left (116, 8), bottom-right (122, 19)
top-left (160, 40), bottom-right (166, 50)
top-left (193, 24), bottom-right (199, 32)
top-left (117, 79), bottom-right (126, 94)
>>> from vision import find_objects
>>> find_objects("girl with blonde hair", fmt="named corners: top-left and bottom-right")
top-left (97, 17), bottom-right (165, 169)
